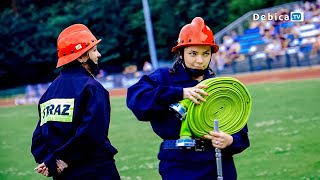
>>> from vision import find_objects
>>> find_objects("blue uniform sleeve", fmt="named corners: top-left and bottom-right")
top-left (43, 85), bottom-right (114, 174)
top-left (127, 73), bottom-right (183, 121)
top-left (223, 125), bottom-right (250, 156)
top-left (31, 120), bottom-right (48, 164)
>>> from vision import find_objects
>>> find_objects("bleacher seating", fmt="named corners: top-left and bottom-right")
top-left (214, 0), bottom-right (320, 75)
top-left (238, 27), bottom-right (265, 55)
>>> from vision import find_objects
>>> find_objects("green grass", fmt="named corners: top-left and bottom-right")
top-left (0, 79), bottom-right (320, 180)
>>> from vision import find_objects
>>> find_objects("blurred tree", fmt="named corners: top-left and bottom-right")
top-left (149, 0), bottom-right (227, 65)
top-left (227, 0), bottom-right (297, 23)
top-left (0, 0), bottom-right (299, 89)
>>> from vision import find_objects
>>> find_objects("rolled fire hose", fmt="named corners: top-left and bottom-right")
top-left (176, 77), bottom-right (252, 138)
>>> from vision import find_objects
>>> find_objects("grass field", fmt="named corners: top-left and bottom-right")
top-left (0, 79), bottom-right (320, 180)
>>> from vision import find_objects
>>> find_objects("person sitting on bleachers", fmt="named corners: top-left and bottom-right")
top-left (315, 0), bottom-right (320, 14)
top-left (262, 28), bottom-right (275, 44)
top-left (249, 19), bottom-right (260, 30)
top-left (290, 22), bottom-right (302, 40)
top-left (280, 36), bottom-right (290, 52)
top-left (211, 51), bottom-right (226, 72)
top-left (121, 63), bottom-right (141, 87)
top-left (310, 2), bottom-right (320, 23)
top-left (222, 35), bottom-right (241, 67)
top-left (37, 83), bottom-right (48, 97)
top-left (231, 30), bottom-right (239, 42)
top-left (25, 85), bottom-right (39, 104)
top-left (265, 37), bottom-right (283, 65)
top-left (316, 0), bottom-right (320, 8)
top-left (293, 4), bottom-right (304, 13)
top-left (14, 95), bottom-right (27, 106)
top-left (259, 15), bottom-right (279, 42)
top-left (274, 8), bottom-right (290, 35)
top-left (311, 34), bottom-right (320, 56)
top-left (303, 1), bottom-right (313, 24)
top-left (96, 69), bottom-right (106, 79)
top-left (142, 60), bottom-right (153, 74)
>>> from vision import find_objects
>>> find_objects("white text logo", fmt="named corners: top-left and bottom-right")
top-left (253, 12), bottom-right (304, 22)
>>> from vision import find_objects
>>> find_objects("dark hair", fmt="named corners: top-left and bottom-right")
top-left (62, 59), bottom-right (82, 69)
top-left (169, 48), bottom-right (216, 76)
top-left (168, 51), bottom-right (183, 74)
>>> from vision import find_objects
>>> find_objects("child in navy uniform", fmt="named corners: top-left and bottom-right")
top-left (127, 17), bottom-right (250, 180)
top-left (31, 24), bottom-right (120, 180)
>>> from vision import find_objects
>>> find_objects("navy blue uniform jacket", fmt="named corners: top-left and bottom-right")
top-left (31, 65), bottom-right (118, 176)
top-left (127, 64), bottom-right (250, 179)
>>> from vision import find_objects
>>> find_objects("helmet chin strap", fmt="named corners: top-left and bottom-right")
top-left (86, 58), bottom-right (99, 76)
top-left (180, 55), bottom-right (209, 78)
top-left (185, 67), bottom-right (208, 77)
top-left (80, 55), bottom-right (99, 77)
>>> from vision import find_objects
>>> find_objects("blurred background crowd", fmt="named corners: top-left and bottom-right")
top-left (0, 0), bottom-right (319, 105)
top-left (212, 0), bottom-right (320, 74)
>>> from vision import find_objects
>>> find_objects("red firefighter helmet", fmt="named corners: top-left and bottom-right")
top-left (172, 17), bottom-right (219, 53)
top-left (56, 24), bottom-right (101, 68)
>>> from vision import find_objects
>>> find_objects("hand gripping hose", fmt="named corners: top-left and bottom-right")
top-left (177, 77), bottom-right (252, 138)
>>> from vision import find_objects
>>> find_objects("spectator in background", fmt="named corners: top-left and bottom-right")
top-left (122, 63), bottom-right (141, 87)
top-left (265, 37), bottom-right (283, 68)
top-left (274, 8), bottom-right (289, 28)
top-left (317, 0), bottom-right (320, 8)
top-left (311, 34), bottom-right (320, 56)
top-left (15, 95), bottom-right (27, 105)
top-left (25, 85), bottom-right (39, 104)
top-left (249, 19), bottom-right (260, 29)
top-left (280, 36), bottom-right (290, 50)
top-left (96, 69), bottom-right (106, 79)
top-left (142, 60), bottom-right (153, 74)
top-left (260, 16), bottom-right (278, 42)
top-left (265, 37), bottom-right (283, 58)
top-left (212, 51), bottom-right (226, 72)
top-left (309, 3), bottom-right (319, 22)
top-left (31, 24), bottom-right (120, 179)
top-left (122, 63), bottom-right (140, 78)
top-left (290, 22), bottom-right (302, 40)
top-left (223, 35), bottom-right (241, 70)
top-left (293, 4), bottom-right (304, 13)
top-left (304, 1), bottom-right (312, 11)
top-left (15, 83), bottom-right (50, 106)
top-left (230, 30), bottom-right (239, 42)
top-left (262, 28), bottom-right (275, 44)
top-left (37, 83), bottom-right (48, 97)
top-left (259, 14), bottom-right (274, 34)
top-left (303, 1), bottom-right (315, 23)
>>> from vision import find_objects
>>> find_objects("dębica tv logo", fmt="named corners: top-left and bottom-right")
top-left (253, 12), bottom-right (304, 22)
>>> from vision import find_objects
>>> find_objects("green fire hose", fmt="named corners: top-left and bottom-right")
top-left (178, 77), bottom-right (252, 138)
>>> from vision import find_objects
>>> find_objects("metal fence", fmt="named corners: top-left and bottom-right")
top-left (213, 46), bottom-right (320, 75)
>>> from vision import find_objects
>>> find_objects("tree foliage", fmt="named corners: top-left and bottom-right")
top-left (0, 0), bottom-right (296, 89)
